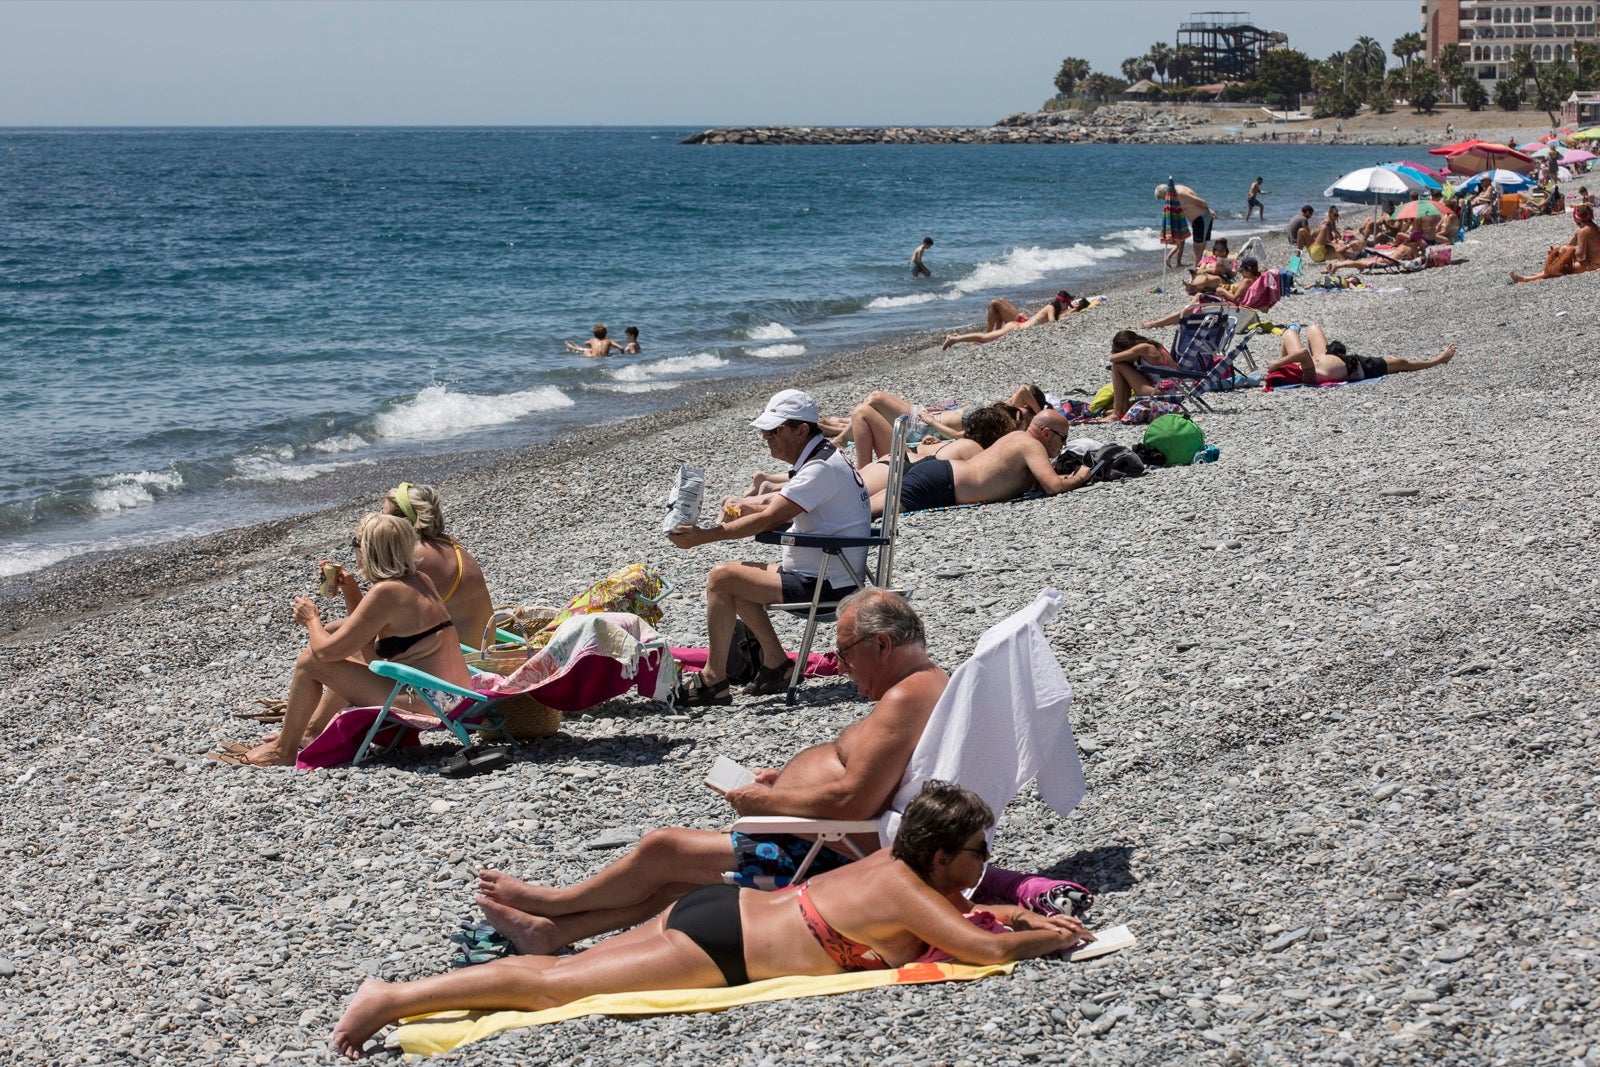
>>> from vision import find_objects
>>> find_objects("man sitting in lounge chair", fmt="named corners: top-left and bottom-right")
top-left (476, 590), bottom-right (948, 954)
top-left (1267, 323), bottom-right (1456, 384)
top-left (876, 407), bottom-right (1092, 515)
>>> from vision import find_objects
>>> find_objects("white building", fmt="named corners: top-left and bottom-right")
top-left (1422, 0), bottom-right (1598, 81)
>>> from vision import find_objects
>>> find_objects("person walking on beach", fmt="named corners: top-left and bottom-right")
top-left (1246, 177), bottom-right (1269, 221)
top-left (911, 237), bottom-right (934, 278)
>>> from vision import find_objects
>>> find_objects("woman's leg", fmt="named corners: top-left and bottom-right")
top-left (850, 404), bottom-right (896, 464)
top-left (1136, 310), bottom-right (1182, 330)
top-left (985, 298), bottom-right (1020, 331)
top-left (1382, 344), bottom-right (1456, 374)
top-left (245, 653), bottom-right (399, 766)
top-left (332, 924), bottom-right (726, 1059)
top-left (941, 325), bottom-right (1010, 350)
top-left (1110, 364), bottom-right (1143, 419)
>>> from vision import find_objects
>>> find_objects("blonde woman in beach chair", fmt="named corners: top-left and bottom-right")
top-left (331, 779), bottom-right (1094, 1059)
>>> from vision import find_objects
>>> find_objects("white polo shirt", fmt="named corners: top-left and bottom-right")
top-left (777, 437), bottom-right (871, 580)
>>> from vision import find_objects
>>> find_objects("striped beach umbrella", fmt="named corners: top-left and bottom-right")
top-left (1160, 182), bottom-right (1190, 246)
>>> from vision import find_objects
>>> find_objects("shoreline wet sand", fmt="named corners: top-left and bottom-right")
top-left (2, 203), bottom-right (1598, 1064)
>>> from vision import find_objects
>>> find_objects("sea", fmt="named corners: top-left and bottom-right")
top-left (0, 127), bottom-right (1410, 579)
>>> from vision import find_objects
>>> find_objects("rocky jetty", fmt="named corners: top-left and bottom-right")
top-left (682, 106), bottom-right (1217, 146)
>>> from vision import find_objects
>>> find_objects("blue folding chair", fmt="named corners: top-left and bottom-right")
top-left (1137, 304), bottom-right (1254, 414)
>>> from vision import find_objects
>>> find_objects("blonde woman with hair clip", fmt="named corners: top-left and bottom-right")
top-left (226, 513), bottom-right (474, 768)
top-left (382, 482), bottom-right (494, 648)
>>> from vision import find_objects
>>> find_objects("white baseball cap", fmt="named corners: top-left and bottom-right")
top-left (750, 388), bottom-right (820, 431)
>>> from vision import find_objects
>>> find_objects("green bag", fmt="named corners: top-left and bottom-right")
top-left (1143, 413), bottom-right (1204, 467)
top-left (1089, 383), bottom-right (1116, 415)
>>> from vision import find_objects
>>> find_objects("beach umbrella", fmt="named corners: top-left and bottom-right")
top-left (1560, 149), bottom-right (1596, 165)
top-left (1391, 201), bottom-right (1448, 222)
top-left (1440, 143), bottom-right (1536, 176)
top-left (1381, 163), bottom-right (1443, 190)
top-left (1157, 179), bottom-right (1189, 290)
top-left (1324, 165), bottom-right (1426, 204)
top-left (1390, 159), bottom-right (1450, 180)
top-left (1428, 138), bottom-right (1486, 156)
top-left (1572, 127), bottom-right (1600, 142)
top-left (1456, 169), bottom-right (1538, 194)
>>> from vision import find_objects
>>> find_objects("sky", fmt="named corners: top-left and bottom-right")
top-left (0, 0), bottom-right (1419, 126)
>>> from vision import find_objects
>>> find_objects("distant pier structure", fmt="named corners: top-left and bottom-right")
top-left (1176, 11), bottom-right (1288, 84)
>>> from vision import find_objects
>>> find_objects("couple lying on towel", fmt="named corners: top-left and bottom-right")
top-left (332, 780), bottom-right (1092, 1058)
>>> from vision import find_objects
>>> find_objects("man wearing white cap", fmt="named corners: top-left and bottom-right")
top-left (666, 388), bottom-right (870, 705)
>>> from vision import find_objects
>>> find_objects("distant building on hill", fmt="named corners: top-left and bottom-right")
top-left (1421, 0), bottom-right (1597, 83)
top-left (1176, 11), bottom-right (1289, 84)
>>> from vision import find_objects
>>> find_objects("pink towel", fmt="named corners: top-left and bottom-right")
top-left (670, 647), bottom-right (842, 678)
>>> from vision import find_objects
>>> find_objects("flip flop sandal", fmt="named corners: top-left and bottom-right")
top-left (671, 670), bottom-right (732, 708)
top-left (205, 750), bottom-right (253, 766)
top-left (234, 698), bottom-right (288, 722)
top-left (216, 741), bottom-right (251, 755)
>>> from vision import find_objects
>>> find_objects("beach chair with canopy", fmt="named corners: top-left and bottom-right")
top-left (728, 587), bottom-right (1085, 885)
top-left (755, 414), bottom-right (913, 706)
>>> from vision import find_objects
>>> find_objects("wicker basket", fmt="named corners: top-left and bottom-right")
top-left (466, 605), bottom-right (562, 739)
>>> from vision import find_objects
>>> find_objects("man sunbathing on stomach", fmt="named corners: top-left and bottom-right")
top-left (877, 406), bottom-right (1092, 515)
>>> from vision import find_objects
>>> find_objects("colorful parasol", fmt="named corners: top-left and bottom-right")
top-left (1160, 181), bottom-right (1190, 246)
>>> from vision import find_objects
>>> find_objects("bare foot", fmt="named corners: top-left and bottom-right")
top-left (1433, 343), bottom-right (1457, 366)
top-left (332, 979), bottom-right (396, 1060)
top-left (478, 895), bottom-right (566, 955)
top-left (1509, 271), bottom-right (1533, 283)
top-left (941, 335), bottom-right (957, 351)
top-left (241, 741), bottom-right (296, 767)
top-left (477, 869), bottom-right (561, 914)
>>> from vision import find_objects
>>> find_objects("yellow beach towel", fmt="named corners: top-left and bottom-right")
top-left (396, 961), bottom-right (1013, 1055)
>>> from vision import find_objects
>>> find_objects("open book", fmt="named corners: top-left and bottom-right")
top-left (1066, 923), bottom-right (1136, 962)
top-left (705, 756), bottom-right (756, 796)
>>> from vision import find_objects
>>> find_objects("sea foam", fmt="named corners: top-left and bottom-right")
top-left (231, 447), bottom-right (374, 484)
top-left (744, 322), bottom-right (796, 340)
top-left (372, 384), bottom-right (574, 440)
top-left (747, 343), bottom-right (806, 358)
top-left (609, 353), bottom-right (729, 382)
top-left (89, 470), bottom-right (183, 515)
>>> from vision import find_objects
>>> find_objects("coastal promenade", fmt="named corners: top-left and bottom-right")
top-left (1, 197), bottom-right (1597, 1064)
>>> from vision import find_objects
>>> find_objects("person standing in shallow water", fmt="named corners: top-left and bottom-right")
top-left (911, 237), bottom-right (934, 278)
top-left (1246, 176), bottom-right (1268, 221)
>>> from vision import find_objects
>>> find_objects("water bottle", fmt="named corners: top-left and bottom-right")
top-left (1192, 445), bottom-right (1220, 464)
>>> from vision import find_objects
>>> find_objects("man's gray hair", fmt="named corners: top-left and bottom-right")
top-left (838, 588), bottom-right (924, 648)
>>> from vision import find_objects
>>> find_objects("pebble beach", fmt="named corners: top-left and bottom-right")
top-left (2, 200), bottom-right (1598, 1065)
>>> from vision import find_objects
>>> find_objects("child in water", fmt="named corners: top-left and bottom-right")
top-left (565, 324), bottom-right (626, 358)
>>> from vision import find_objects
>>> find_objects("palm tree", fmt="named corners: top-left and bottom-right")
top-left (1510, 45), bottom-right (1537, 88)
top-left (1392, 32), bottom-right (1424, 69)
top-left (1495, 78), bottom-right (1524, 111)
top-left (1438, 43), bottom-right (1466, 104)
top-left (1122, 56), bottom-right (1154, 83)
top-left (1168, 45), bottom-right (1197, 87)
top-left (1575, 42), bottom-right (1600, 90)
top-left (1147, 42), bottom-right (1174, 84)
top-left (1054, 57), bottom-right (1092, 97)
top-left (1350, 36), bottom-right (1386, 80)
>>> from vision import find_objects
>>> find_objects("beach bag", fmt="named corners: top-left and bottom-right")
top-left (528, 564), bottom-right (669, 651)
top-left (1088, 384), bottom-right (1116, 415)
top-left (721, 621), bottom-right (764, 685)
top-left (1143, 414), bottom-right (1204, 467)
top-left (1086, 444), bottom-right (1145, 482)
top-left (1132, 443), bottom-right (1169, 468)
top-left (1120, 397), bottom-right (1181, 425)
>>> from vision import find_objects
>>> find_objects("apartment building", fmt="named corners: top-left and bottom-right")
top-left (1422, 0), bottom-right (1597, 80)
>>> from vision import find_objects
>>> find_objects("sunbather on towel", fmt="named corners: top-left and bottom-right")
top-left (873, 407), bottom-right (1092, 515)
top-left (1266, 323), bottom-right (1456, 384)
top-left (1511, 204), bottom-right (1600, 282)
top-left (836, 385), bottom-right (1045, 465)
top-left (477, 591), bottom-right (948, 951)
top-left (1322, 232), bottom-right (1427, 274)
top-left (239, 513), bottom-right (474, 767)
top-left (381, 483), bottom-right (494, 649)
top-left (940, 292), bottom-right (1089, 349)
top-left (333, 780), bottom-right (1093, 1059)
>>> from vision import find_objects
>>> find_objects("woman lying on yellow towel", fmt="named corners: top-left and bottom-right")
top-left (333, 781), bottom-right (1092, 1059)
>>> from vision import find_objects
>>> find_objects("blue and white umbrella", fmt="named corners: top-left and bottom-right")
top-left (1324, 166), bottom-right (1427, 205)
top-left (1456, 169), bottom-right (1538, 194)
top-left (1381, 163), bottom-right (1444, 191)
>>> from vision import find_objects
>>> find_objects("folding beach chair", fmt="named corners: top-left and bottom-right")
top-left (755, 414), bottom-right (913, 706)
top-left (1137, 303), bottom-right (1254, 415)
top-left (728, 588), bottom-right (1085, 884)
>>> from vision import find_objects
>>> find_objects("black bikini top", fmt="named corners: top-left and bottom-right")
top-left (374, 618), bottom-right (454, 660)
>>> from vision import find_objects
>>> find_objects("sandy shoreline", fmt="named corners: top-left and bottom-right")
top-left (3, 193), bottom-right (1599, 1064)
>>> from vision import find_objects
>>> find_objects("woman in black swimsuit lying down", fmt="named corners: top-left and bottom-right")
top-left (332, 781), bottom-right (1093, 1059)
top-left (239, 512), bottom-right (474, 768)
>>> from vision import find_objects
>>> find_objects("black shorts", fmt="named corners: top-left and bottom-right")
top-left (1191, 213), bottom-right (1214, 241)
top-left (1341, 354), bottom-right (1389, 382)
top-left (898, 458), bottom-right (957, 512)
top-left (778, 568), bottom-right (854, 604)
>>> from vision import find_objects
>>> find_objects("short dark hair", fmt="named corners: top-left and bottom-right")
top-left (1111, 329), bottom-right (1160, 353)
top-left (1237, 256), bottom-right (1261, 275)
top-left (783, 418), bottom-right (820, 437)
top-left (1300, 205), bottom-right (1314, 214)
top-left (892, 780), bottom-right (994, 878)
top-left (624, 326), bottom-right (639, 337)
top-left (1326, 339), bottom-right (1347, 356)
top-left (923, 236), bottom-right (934, 245)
